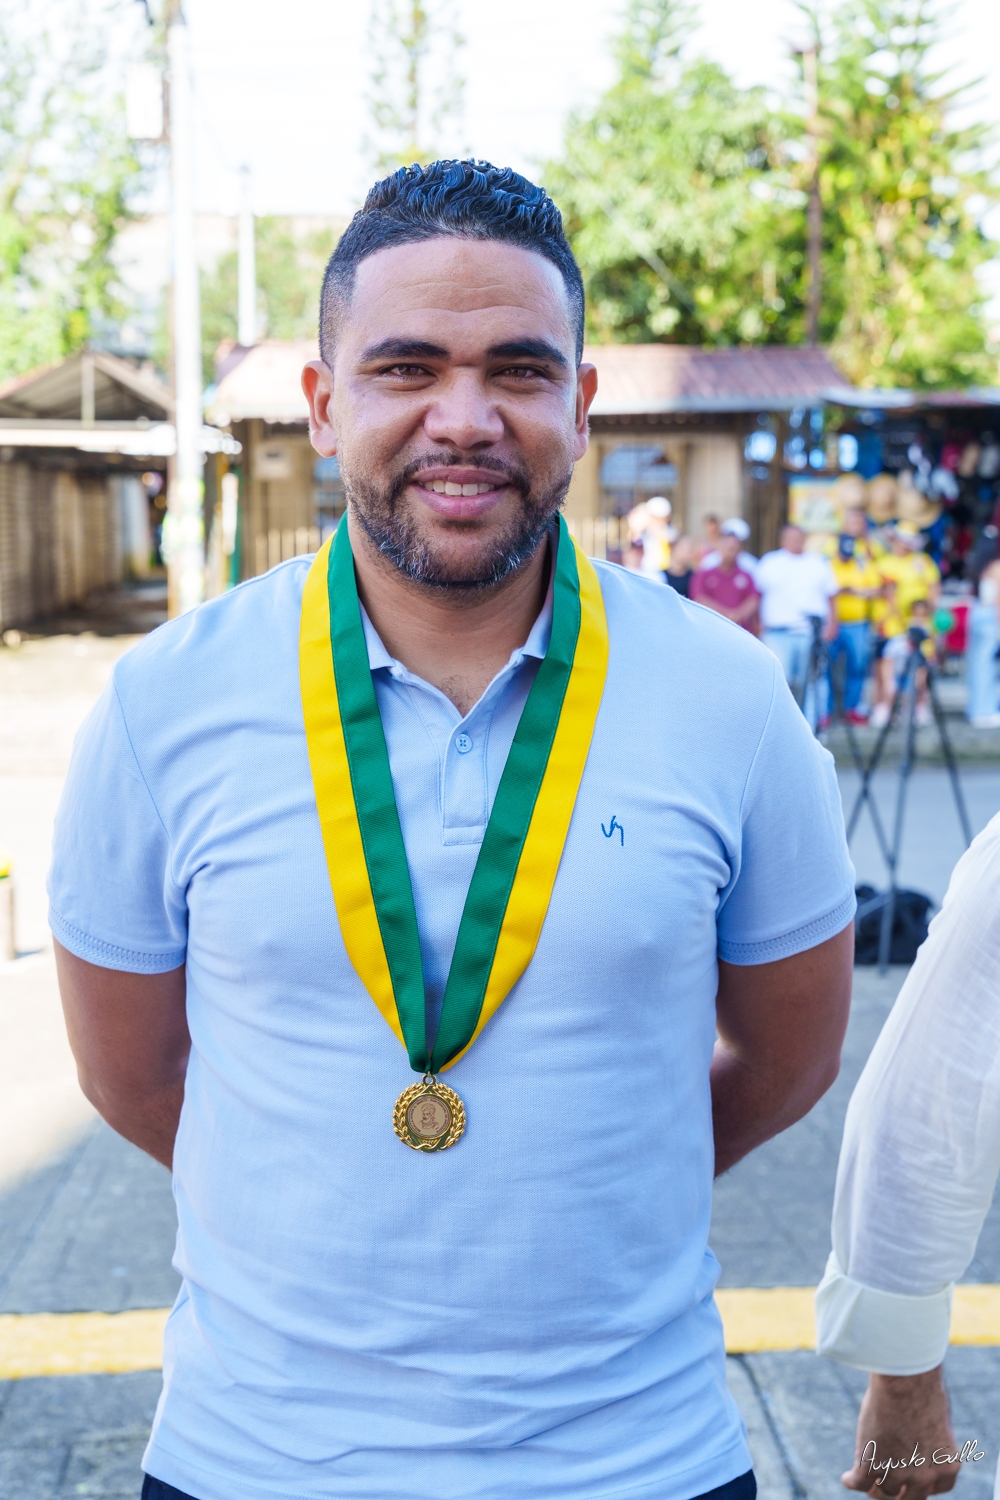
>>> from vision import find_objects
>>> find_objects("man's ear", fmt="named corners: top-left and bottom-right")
top-left (573, 363), bottom-right (598, 462)
top-left (302, 361), bottom-right (337, 456)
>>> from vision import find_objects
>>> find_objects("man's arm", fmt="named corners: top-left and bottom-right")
top-left (815, 819), bottom-right (1000, 1498)
top-left (55, 940), bottom-right (189, 1170)
top-left (711, 923), bottom-right (853, 1175)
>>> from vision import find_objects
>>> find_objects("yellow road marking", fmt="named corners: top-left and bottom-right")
top-left (0, 1309), bottom-right (168, 1379)
top-left (1, 1287), bottom-right (998, 1379)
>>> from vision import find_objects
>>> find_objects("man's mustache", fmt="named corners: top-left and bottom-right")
top-left (387, 453), bottom-right (532, 506)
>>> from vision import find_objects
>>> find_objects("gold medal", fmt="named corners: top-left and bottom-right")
top-left (393, 1075), bottom-right (466, 1152)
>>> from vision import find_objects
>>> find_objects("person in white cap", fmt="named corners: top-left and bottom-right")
top-left (627, 496), bottom-right (674, 582)
top-left (816, 814), bottom-right (1000, 1498)
top-left (700, 518), bottom-right (758, 582)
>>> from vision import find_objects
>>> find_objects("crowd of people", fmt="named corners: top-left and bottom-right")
top-left (625, 498), bottom-right (1000, 730)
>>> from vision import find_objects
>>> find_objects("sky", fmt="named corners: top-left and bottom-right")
top-left (166, 0), bottom-right (1000, 219)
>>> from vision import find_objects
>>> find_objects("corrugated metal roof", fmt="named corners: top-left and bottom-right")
top-left (208, 340), bottom-right (317, 425)
top-left (585, 344), bottom-right (848, 414)
top-left (0, 352), bottom-right (170, 422)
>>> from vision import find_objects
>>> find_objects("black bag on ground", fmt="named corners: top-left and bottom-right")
top-left (854, 884), bottom-right (933, 965)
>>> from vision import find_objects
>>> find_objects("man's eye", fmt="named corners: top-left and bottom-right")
top-left (381, 364), bottom-right (430, 377)
top-left (499, 366), bottom-right (544, 380)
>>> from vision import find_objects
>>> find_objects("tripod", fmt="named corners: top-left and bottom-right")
top-left (845, 626), bottom-right (972, 972)
top-left (791, 616), bottom-right (829, 731)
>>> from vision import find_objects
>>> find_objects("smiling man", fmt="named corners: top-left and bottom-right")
top-left (49, 162), bottom-right (856, 1500)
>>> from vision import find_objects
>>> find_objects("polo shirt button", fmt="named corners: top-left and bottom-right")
top-left (455, 733), bottom-right (473, 754)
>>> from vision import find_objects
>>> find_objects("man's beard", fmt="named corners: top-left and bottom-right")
top-left (345, 453), bottom-right (571, 592)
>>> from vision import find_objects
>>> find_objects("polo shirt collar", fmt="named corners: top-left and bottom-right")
top-left (359, 571), bottom-right (554, 680)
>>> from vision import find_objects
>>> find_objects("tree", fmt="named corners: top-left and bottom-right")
top-left (365, 0), bottom-right (464, 173)
top-left (544, 0), bottom-right (795, 346)
top-left (199, 218), bottom-right (343, 383)
top-left (0, 1), bottom-right (140, 383)
top-left (810, 0), bottom-right (1000, 388)
top-left (546, 0), bottom-right (999, 387)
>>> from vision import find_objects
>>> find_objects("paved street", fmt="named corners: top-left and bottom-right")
top-left (1, 612), bottom-right (999, 1499)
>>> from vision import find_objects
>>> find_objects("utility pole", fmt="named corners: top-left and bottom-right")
top-left (166, 2), bottom-right (205, 616)
top-left (802, 41), bottom-right (822, 348)
top-left (238, 165), bottom-right (256, 347)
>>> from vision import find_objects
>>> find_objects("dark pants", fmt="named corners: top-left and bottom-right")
top-left (143, 1469), bottom-right (756, 1500)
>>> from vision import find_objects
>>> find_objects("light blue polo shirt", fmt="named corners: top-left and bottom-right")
top-left (49, 552), bottom-right (855, 1500)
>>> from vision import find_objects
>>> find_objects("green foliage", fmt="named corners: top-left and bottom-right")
top-left (545, 0), bottom-right (796, 347)
top-left (198, 218), bottom-right (343, 383)
top-left (0, 1), bottom-right (140, 384)
top-left (545, 0), bottom-right (999, 387)
top-left (365, 0), bottom-right (464, 173)
top-left (813, 0), bottom-right (999, 387)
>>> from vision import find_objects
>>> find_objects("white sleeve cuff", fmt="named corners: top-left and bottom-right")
top-left (814, 1252), bottom-right (953, 1375)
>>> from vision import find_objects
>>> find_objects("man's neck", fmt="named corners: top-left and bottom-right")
top-left (348, 515), bottom-right (552, 717)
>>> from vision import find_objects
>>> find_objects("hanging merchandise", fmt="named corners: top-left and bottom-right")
top-left (866, 473), bottom-right (898, 524)
top-left (929, 467), bottom-right (960, 502)
top-left (979, 436), bottom-right (1000, 480)
top-left (958, 443), bottom-right (982, 478)
top-left (896, 470), bottom-right (942, 530)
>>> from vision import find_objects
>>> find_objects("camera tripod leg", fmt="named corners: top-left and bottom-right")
top-left (928, 672), bottom-right (972, 848)
top-left (877, 654), bottom-right (920, 973)
top-left (846, 677), bottom-right (903, 844)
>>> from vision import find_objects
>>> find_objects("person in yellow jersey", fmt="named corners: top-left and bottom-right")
top-left (871, 523), bottom-right (941, 728)
top-left (828, 510), bottom-right (881, 724)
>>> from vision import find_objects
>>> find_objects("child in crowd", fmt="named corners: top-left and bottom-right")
top-left (875, 596), bottom-right (938, 728)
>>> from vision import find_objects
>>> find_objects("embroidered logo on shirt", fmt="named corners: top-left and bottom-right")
top-left (601, 815), bottom-right (624, 847)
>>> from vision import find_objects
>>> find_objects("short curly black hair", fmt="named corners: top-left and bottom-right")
top-left (319, 159), bottom-right (585, 366)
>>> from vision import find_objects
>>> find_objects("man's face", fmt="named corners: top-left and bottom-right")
top-left (719, 534), bottom-right (741, 567)
top-left (303, 237), bottom-right (597, 591)
top-left (842, 509), bottom-right (866, 538)
top-left (782, 526), bottom-right (805, 555)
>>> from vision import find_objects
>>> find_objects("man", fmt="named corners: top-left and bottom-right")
top-left (690, 526), bottom-right (760, 633)
top-left (829, 510), bottom-right (881, 724)
top-left (816, 814), bottom-right (1000, 1498)
top-left (699, 516), bottom-right (758, 581)
top-left (756, 524), bottom-right (839, 727)
top-left (50, 161), bottom-right (856, 1500)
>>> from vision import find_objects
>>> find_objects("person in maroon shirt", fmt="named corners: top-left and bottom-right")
top-left (690, 530), bottom-right (760, 634)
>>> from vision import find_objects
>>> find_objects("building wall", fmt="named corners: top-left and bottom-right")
top-left (566, 426), bottom-right (743, 536)
top-left (0, 460), bottom-right (122, 629)
top-left (684, 435), bottom-right (743, 540)
top-left (237, 421), bottom-right (322, 578)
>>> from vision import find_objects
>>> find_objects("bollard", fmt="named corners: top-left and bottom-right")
top-left (0, 855), bottom-right (15, 961)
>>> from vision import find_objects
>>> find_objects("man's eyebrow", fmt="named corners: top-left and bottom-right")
top-left (359, 338), bottom-right (450, 362)
top-left (487, 339), bottom-right (569, 368)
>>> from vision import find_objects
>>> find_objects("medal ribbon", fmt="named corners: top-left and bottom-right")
top-left (300, 513), bottom-right (608, 1073)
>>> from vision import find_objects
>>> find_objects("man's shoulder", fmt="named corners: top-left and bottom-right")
top-left (112, 557), bottom-right (312, 707)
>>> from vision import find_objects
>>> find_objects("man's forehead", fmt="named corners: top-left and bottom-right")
top-left (345, 238), bottom-right (573, 344)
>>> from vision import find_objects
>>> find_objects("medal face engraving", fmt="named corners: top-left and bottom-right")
top-left (394, 1078), bottom-right (465, 1152)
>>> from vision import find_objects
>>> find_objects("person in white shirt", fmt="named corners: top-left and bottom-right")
top-left (816, 814), bottom-right (1000, 1498)
top-left (756, 525), bottom-right (839, 727)
top-left (700, 517), bottom-right (758, 582)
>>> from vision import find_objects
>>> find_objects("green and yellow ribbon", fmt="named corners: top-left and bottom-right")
top-left (300, 514), bottom-right (608, 1074)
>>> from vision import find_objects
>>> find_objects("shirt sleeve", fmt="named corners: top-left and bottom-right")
top-left (48, 674), bottom-right (187, 973)
top-left (716, 661), bottom-right (856, 964)
top-left (815, 817), bottom-right (1000, 1375)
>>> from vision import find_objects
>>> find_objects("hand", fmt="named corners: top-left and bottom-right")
top-left (823, 620), bottom-right (839, 642)
top-left (841, 1369), bottom-right (961, 1498)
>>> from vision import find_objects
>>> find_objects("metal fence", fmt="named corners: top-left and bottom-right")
top-left (564, 515), bottom-right (629, 560)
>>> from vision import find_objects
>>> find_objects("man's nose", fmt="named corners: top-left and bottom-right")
top-left (422, 371), bottom-right (505, 450)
